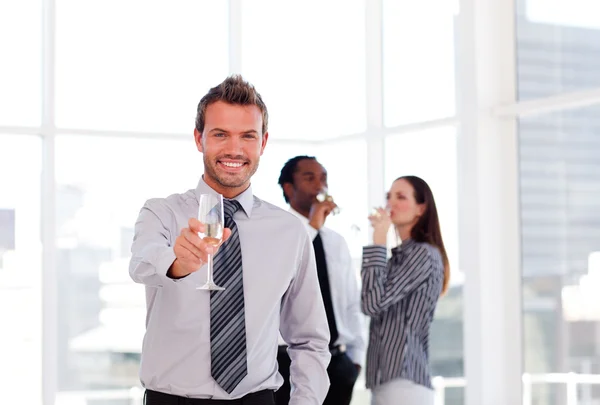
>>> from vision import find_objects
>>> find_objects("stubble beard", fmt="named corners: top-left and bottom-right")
top-left (203, 155), bottom-right (260, 189)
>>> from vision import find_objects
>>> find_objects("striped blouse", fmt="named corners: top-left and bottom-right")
top-left (361, 239), bottom-right (444, 389)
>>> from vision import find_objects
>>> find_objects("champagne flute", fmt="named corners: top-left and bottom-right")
top-left (370, 206), bottom-right (391, 219)
top-left (316, 187), bottom-right (341, 215)
top-left (197, 193), bottom-right (225, 291)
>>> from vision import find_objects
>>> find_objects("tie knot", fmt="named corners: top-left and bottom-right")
top-left (223, 199), bottom-right (242, 219)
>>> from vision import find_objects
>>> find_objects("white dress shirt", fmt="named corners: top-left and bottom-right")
top-left (129, 178), bottom-right (331, 404)
top-left (282, 208), bottom-right (366, 367)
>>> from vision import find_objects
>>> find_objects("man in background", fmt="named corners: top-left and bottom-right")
top-left (276, 155), bottom-right (366, 405)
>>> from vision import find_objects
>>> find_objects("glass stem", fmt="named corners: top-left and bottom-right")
top-left (206, 253), bottom-right (214, 285)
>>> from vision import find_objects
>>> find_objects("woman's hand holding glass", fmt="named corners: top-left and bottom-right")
top-left (368, 207), bottom-right (391, 246)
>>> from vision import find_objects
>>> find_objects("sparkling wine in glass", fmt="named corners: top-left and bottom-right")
top-left (197, 193), bottom-right (225, 291)
top-left (316, 188), bottom-right (340, 215)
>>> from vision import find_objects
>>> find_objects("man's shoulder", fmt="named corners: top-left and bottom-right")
top-left (143, 188), bottom-right (196, 213)
top-left (251, 197), bottom-right (307, 228)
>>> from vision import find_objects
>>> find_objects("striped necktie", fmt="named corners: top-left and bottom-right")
top-left (210, 199), bottom-right (247, 393)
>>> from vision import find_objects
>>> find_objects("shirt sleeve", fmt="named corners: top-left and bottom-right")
top-left (339, 238), bottom-right (366, 367)
top-left (129, 199), bottom-right (179, 287)
top-left (361, 244), bottom-right (433, 317)
top-left (279, 230), bottom-right (331, 405)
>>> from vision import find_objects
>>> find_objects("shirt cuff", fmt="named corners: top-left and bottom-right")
top-left (362, 245), bottom-right (388, 268)
top-left (154, 246), bottom-right (179, 282)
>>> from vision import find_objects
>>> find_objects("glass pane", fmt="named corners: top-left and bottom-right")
top-left (384, 127), bottom-right (464, 405)
top-left (54, 135), bottom-right (199, 403)
top-left (382, 0), bottom-right (457, 127)
top-left (0, 0), bottom-right (41, 126)
top-left (0, 135), bottom-right (42, 404)
top-left (55, 0), bottom-right (229, 133)
top-left (517, 0), bottom-right (600, 100)
top-left (519, 105), bottom-right (600, 405)
top-left (319, 139), bottom-right (369, 256)
top-left (241, 0), bottom-right (366, 140)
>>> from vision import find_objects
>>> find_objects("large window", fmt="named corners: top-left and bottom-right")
top-left (0, 1), bottom-right (504, 404)
top-left (5, 0), bottom-right (600, 403)
top-left (0, 135), bottom-right (43, 405)
top-left (517, 4), bottom-right (600, 404)
top-left (519, 104), bottom-right (600, 405)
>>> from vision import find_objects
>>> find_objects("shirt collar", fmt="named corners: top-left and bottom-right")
top-left (392, 237), bottom-right (416, 254)
top-left (195, 176), bottom-right (254, 218)
top-left (401, 238), bottom-right (416, 248)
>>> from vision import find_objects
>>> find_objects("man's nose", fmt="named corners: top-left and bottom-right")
top-left (224, 136), bottom-right (243, 154)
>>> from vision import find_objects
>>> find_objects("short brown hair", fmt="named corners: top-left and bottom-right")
top-left (195, 75), bottom-right (269, 136)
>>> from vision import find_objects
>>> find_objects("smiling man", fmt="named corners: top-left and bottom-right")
top-left (129, 75), bottom-right (331, 405)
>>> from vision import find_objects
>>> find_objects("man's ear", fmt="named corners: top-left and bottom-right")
top-left (194, 128), bottom-right (203, 153)
top-left (283, 182), bottom-right (294, 202)
top-left (259, 131), bottom-right (269, 155)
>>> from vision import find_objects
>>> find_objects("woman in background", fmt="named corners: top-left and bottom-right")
top-left (361, 175), bottom-right (450, 405)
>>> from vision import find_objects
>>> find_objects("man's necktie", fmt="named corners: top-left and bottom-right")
top-left (313, 232), bottom-right (339, 345)
top-left (210, 199), bottom-right (247, 393)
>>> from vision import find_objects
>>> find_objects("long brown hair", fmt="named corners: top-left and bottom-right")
top-left (398, 175), bottom-right (450, 295)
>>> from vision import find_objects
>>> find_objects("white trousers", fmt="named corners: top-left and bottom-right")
top-left (370, 378), bottom-right (435, 405)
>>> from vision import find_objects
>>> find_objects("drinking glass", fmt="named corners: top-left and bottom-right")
top-left (197, 193), bottom-right (225, 291)
top-left (316, 187), bottom-right (341, 215)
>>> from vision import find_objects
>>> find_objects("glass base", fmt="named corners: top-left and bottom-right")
top-left (197, 282), bottom-right (225, 291)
